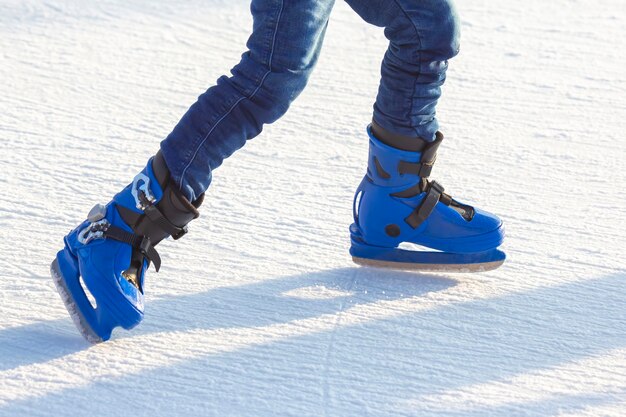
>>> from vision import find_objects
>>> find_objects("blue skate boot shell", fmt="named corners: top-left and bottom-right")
top-left (350, 127), bottom-right (505, 271)
top-left (51, 154), bottom-right (201, 342)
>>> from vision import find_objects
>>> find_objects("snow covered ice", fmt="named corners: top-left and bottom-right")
top-left (1, 0), bottom-right (625, 416)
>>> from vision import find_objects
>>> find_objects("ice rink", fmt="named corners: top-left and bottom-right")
top-left (1, 0), bottom-right (625, 415)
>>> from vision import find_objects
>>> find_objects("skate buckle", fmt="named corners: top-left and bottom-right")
top-left (78, 219), bottom-right (110, 245)
top-left (131, 173), bottom-right (156, 210)
top-left (138, 236), bottom-right (153, 256)
top-left (429, 180), bottom-right (445, 194)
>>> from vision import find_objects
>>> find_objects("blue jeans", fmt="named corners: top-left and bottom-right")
top-left (161, 0), bottom-right (460, 202)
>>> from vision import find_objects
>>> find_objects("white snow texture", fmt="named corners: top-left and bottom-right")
top-left (1, 0), bottom-right (625, 416)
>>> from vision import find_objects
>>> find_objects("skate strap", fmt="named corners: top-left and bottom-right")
top-left (404, 180), bottom-right (475, 228)
top-left (143, 205), bottom-right (187, 240)
top-left (398, 160), bottom-right (435, 178)
top-left (117, 203), bottom-right (187, 241)
top-left (405, 181), bottom-right (445, 228)
top-left (136, 188), bottom-right (188, 240)
top-left (104, 226), bottom-right (162, 272)
top-left (396, 135), bottom-right (443, 179)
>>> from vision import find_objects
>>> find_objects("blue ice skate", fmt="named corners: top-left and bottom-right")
top-left (350, 126), bottom-right (505, 272)
top-left (51, 153), bottom-right (202, 342)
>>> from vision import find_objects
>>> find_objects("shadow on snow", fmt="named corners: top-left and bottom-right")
top-left (1, 270), bottom-right (625, 416)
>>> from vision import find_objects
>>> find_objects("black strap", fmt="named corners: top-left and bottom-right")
top-left (399, 180), bottom-right (475, 228)
top-left (398, 161), bottom-right (434, 178)
top-left (143, 205), bottom-right (187, 240)
top-left (420, 134), bottom-right (443, 164)
top-left (396, 133), bottom-right (443, 179)
top-left (117, 203), bottom-right (187, 241)
top-left (370, 120), bottom-right (429, 152)
top-left (390, 178), bottom-right (428, 198)
top-left (405, 181), bottom-right (445, 229)
top-left (104, 226), bottom-right (162, 272)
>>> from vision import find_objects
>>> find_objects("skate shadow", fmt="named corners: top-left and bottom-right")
top-left (0, 267), bottom-right (457, 373)
top-left (1, 272), bottom-right (624, 416)
top-left (0, 321), bottom-right (89, 371)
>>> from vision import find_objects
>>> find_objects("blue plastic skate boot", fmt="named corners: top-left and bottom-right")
top-left (350, 125), bottom-right (505, 272)
top-left (51, 152), bottom-right (203, 342)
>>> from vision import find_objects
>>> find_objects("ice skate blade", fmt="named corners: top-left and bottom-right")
top-left (352, 256), bottom-right (504, 273)
top-left (50, 259), bottom-right (103, 344)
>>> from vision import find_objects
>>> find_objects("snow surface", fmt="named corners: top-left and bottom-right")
top-left (1, 0), bottom-right (625, 416)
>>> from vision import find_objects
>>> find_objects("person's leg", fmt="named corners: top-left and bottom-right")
top-left (53, 0), bottom-right (336, 343)
top-left (346, 0), bottom-right (505, 271)
top-left (345, 0), bottom-right (460, 143)
top-left (161, 0), bottom-right (336, 202)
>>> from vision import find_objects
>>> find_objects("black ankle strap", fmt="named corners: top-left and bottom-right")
top-left (371, 120), bottom-right (429, 152)
top-left (396, 133), bottom-right (443, 178)
top-left (400, 180), bottom-right (475, 229)
top-left (104, 226), bottom-right (162, 272)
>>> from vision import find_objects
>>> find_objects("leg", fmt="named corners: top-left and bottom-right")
top-left (346, 0), bottom-right (505, 271)
top-left (52, 0), bottom-right (336, 342)
top-left (345, 0), bottom-right (460, 142)
top-left (161, 0), bottom-right (336, 202)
